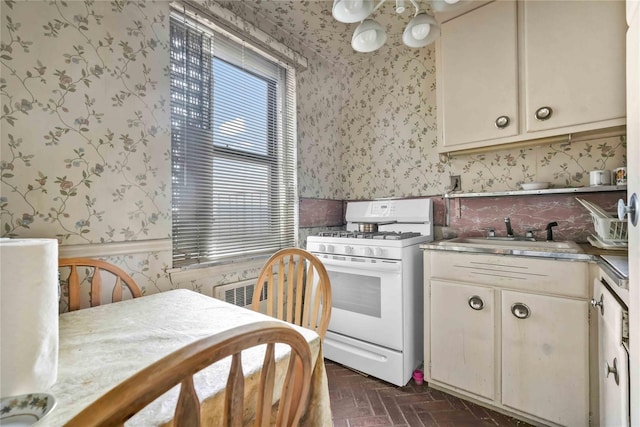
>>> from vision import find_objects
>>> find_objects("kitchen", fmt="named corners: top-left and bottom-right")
top-left (0, 0), bottom-right (637, 426)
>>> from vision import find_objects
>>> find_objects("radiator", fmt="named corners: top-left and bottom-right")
top-left (214, 279), bottom-right (268, 311)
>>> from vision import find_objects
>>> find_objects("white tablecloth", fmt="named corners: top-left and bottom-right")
top-left (38, 289), bottom-right (332, 426)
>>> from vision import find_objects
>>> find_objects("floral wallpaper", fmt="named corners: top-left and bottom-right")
top-left (0, 0), bottom-right (348, 307)
top-left (296, 52), bottom-right (346, 199)
top-left (341, 45), bottom-right (441, 199)
top-left (220, 0), bottom-right (626, 200)
top-left (1, 0), bottom-right (628, 308)
top-left (1, 0), bottom-right (171, 243)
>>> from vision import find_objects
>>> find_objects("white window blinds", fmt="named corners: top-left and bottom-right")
top-left (170, 14), bottom-right (297, 268)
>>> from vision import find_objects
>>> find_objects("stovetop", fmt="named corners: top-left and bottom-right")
top-left (307, 199), bottom-right (434, 255)
top-left (317, 231), bottom-right (422, 240)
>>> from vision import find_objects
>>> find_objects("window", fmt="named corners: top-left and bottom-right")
top-left (170, 14), bottom-right (297, 268)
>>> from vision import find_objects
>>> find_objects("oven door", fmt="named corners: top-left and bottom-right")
top-left (312, 253), bottom-right (403, 350)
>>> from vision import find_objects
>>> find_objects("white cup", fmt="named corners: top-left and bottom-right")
top-left (614, 167), bottom-right (627, 185)
top-left (589, 170), bottom-right (611, 186)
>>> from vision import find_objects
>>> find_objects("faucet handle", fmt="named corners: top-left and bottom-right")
top-left (525, 229), bottom-right (540, 239)
top-left (482, 227), bottom-right (496, 238)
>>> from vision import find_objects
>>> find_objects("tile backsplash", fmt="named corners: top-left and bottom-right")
top-left (441, 191), bottom-right (625, 243)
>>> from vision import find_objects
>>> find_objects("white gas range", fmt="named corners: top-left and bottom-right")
top-left (307, 199), bottom-right (433, 386)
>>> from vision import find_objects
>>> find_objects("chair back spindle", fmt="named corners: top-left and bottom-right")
top-left (252, 248), bottom-right (332, 339)
top-left (59, 258), bottom-right (141, 311)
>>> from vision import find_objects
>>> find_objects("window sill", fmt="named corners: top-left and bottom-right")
top-left (167, 256), bottom-right (269, 282)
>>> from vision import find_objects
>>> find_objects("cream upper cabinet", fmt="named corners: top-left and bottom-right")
top-left (523, 1), bottom-right (626, 134)
top-left (437, 0), bottom-right (627, 153)
top-left (438, 1), bottom-right (518, 148)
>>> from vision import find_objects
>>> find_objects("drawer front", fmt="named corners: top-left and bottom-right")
top-left (426, 251), bottom-right (589, 298)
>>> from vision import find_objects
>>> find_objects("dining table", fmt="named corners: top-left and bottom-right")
top-left (37, 289), bottom-right (332, 426)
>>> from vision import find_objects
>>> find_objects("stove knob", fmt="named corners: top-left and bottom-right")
top-left (364, 247), bottom-right (373, 256)
top-left (318, 244), bottom-right (326, 252)
top-left (327, 244), bottom-right (335, 253)
top-left (374, 247), bottom-right (384, 257)
top-left (345, 246), bottom-right (354, 255)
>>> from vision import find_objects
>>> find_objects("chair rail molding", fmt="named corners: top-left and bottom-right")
top-left (58, 238), bottom-right (172, 259)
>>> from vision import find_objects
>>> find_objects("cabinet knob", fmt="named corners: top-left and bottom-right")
top-left (495, 115), bottom-right (510, 129)
top-left (617, 194), bottom-right (638, 226)
top-left (591, 294), bottom-right (604, 316)
top-left (605, 358), bottom-right (619, 386)
top-left (468, 295), bottom-right (484, 311)
top-left (511, 303), bottom-right (530, 319)
top-left (534, 106), bottom-right (553, 121)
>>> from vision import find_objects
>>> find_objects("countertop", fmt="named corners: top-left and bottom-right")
top-left (422, 239), bottom-right (628, 277)
top-left (422, 238), bottom-right (630, 303)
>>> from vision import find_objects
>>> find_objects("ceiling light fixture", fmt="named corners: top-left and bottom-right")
top-left (352, 19), bottom-right (387, 52)
top-left (333, 0), bottom-right (446, 52)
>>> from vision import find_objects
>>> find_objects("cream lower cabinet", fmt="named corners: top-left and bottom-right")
top-left (501, 290), bottom-right (589, 426)
top-left (424, 251), bottom-right (590, 426)
top-left (430, 280), bottom-right (495, 400)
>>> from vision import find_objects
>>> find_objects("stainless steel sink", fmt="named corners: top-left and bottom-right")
top-left (436, 237), bottom-right (583, 254)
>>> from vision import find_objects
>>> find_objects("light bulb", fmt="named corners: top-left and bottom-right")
top-left (359, 28), bottom-right (377, 44)
top-left (444, 0), bottom-right (460, 4)
top-left (411, 23), bottom-right (430, 40)
top-left (344, 0), bottom-right (363, 12)
top-left (352, 19), bottom-right (386, 52)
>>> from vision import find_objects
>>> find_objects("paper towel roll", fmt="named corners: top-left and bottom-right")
top-left (1, 238), bottom-right (59, 397)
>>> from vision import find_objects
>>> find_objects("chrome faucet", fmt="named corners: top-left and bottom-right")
top-left (504, 217), bottom-right (514, 237)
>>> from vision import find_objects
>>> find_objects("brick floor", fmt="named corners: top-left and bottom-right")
top-left (325, 360), bottom-right (534, 427)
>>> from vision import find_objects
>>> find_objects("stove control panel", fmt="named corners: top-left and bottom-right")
top-left (307, 241), bottom-right (402, 260)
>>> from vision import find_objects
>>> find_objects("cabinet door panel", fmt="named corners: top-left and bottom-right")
top-left (523, 1), bottom-right (626, 133)
top-left (430, 280), bottom-right (495, 399)
top-left (501, 291), bottom-right (589, 426)
top-left (595, 279), bottom-right (630, 427)
top-left (439, 1), bottom-right (518, 147)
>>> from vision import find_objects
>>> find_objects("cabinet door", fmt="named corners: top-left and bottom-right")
top-left (594, 279), bottom-right (630, 427)
top-left (523, 1), bottom-right (626, 133)
top-left (438, 1), bottom-right (518, 148)
top-left (430, 280), bottom-right (495, 399)
top-left (501, 290), bottom-right (589, 426)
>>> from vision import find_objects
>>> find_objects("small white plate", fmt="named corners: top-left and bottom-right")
top-left (0, 393), bottom-right (56, 426)
top-left (521, 182), bottom-right (550, 191)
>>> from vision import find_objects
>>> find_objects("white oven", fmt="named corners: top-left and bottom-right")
top-left (307, 199), bottom-right (433, 386)
top-left (314, 254), bottom-right (403, 350)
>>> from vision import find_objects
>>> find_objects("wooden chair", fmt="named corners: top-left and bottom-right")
top-left (58, 257), bottom-right (142, 311)
top-left (252, 248), bottom-right (332, 339)
top-left (63, 321), bottom-right (313, 427)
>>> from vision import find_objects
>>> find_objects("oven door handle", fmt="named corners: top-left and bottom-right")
top-left (315, 256), bottom-right (402, 272)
